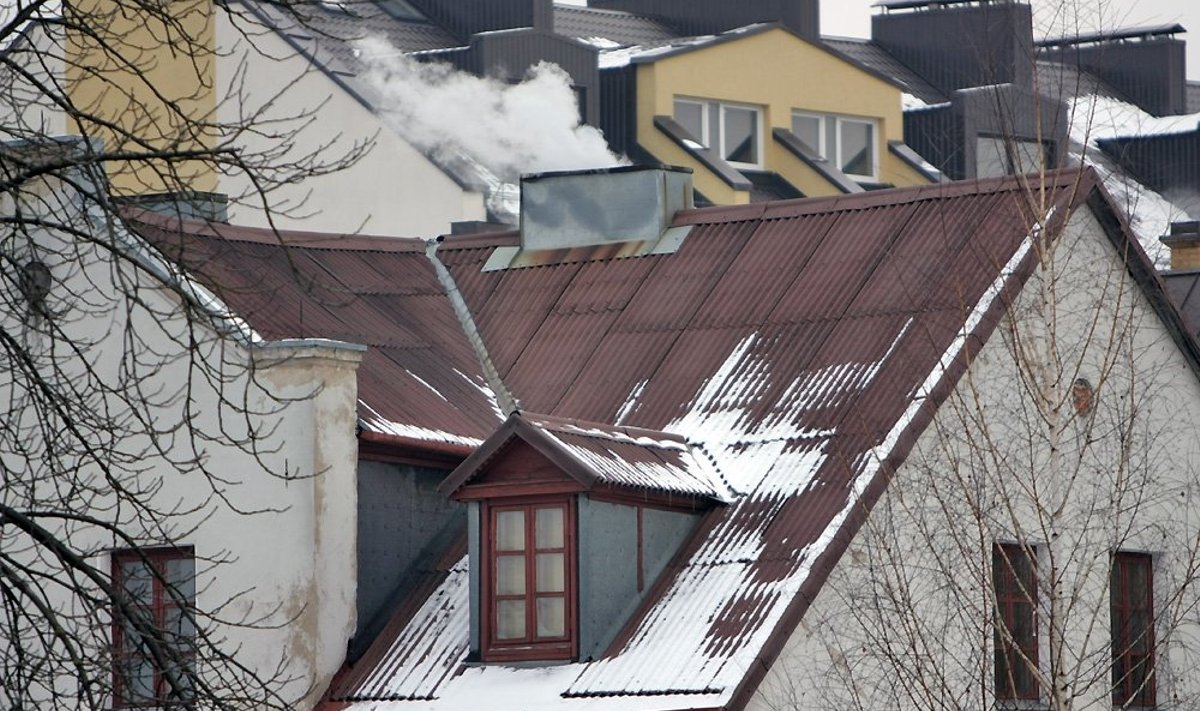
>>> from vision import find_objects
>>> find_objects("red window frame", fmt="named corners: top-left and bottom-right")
top-left (482, 497), bottom-right (576, 662)
top-left (1111, 552), bottom-right (1155, 707)
top-left (111, 547), bottom-right (196, 708)
top-left (993, 543), bottom-right (1039, 701)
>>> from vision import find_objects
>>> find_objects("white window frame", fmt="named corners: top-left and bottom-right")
top-left (791, 110), bottom-right (879, 181)
top-left (673, 96), bottom-right (764, 169)
top-left (834, 116), bottom-right (877, 181)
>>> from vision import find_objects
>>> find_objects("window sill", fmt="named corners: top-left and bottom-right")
top-left (994, 700), bottom-right (1047, 711)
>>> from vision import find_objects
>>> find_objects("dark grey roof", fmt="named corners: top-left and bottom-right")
top-left (1034, 59), bottom-right (1127, 104)
top-left (244, 0), bottom-right (459, 72)
top-left (821, 36), bottom-right (948, 104)
top-left (552, 4), bottom-right (678, 46)
top-left (1036, 23), bottom-right (1187, 48)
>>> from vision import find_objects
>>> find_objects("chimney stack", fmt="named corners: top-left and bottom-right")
top-left (1162, 221), bottom-right (1200, 270)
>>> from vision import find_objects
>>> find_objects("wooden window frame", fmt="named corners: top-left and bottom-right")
top-left (482, 496), bottom-right (577, 662)
top-left (993, 543), bottom-right (1039, 701)
top-left (1111, 552), bottom-right (1155, 707)
top-left (111, 546), bottom-right (196, 709)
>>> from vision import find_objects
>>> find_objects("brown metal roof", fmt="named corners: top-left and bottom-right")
top-left (127, 213), bottom-right (503, 448)
top-left (323, 169), bottom-right (1164, 711)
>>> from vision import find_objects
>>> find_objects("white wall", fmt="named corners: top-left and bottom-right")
top-left (748, 204), bottom-right (1200, 711)
top-left (0, 169), bottom-right (362, 710)
top-left (215, 11), bottom-right (488, 237)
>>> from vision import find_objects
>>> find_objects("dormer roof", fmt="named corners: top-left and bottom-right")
top-left (440, 411), bottom-right (734, 502)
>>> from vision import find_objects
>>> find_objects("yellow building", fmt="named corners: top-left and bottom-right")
top-left (601, 24), bottom-right (942, 204)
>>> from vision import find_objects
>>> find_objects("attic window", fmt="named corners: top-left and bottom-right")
top-left (673, 98), bottom-right (762, 168)
top-left (484, 498), bottom-right (576, 661)
top-left (790, 111), bottom-right (878, 180)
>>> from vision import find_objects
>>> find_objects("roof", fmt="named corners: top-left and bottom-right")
top-left (1036, 23), bottom-right (1187, 48)
top-left (821, 35), bottom-right (949, 104)
top-left (440, 412), bottom-right (735, 501)
top-left (602, 22), bottom-right (907, 91)
top-left (552, 4), bottom-right (679, 46)
top-left (320, 169), bottom-right (1140, 711)
top-left (126, 212), bottom-right (505, 450)
top-left (1162, 269), bottom-right (1200, 336)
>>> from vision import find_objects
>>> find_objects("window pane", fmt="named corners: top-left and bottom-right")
top-left (496, 600), bottom-right (526, 640)
top-left (536, 597), bottom-right (565, 638)
top-left (993, 544), bottom-right (1037, 700)
top-left (535, 507), bottom-right (564, 549)
top-left (707, 102), bottom-right (720, 148)
top-left (723, 106), bottom-right (758, 164)
top-left (536, 553), bottom-right (564, 593)
top-left (122, 656), bottom-right (156, 704)
top-left (495, 510), bottom-right (525, 551)
top-left (976, 136), bottom-right (1009, 178)
top-left (673, 100), bottom-right (705, 146)
top-left (495, 555), bottom-right (525, 595)
top-left (791, 114), bottom-right (822, 155)
top-left (120, 560), bottom-right (152, 602)
top-left (164, 605), bottom-right (196, 642)
top-left (166, 556), bottom-right (195, 600)
top-left (1012, 139), bottom-right (1044, 175)
top-left (840, 121), bottom-right (874, 177)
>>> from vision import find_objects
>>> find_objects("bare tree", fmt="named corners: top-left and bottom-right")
top-left (0, 1), bottom-right (366, 709)
top-left (755, 4), bottom-right (1200, 709)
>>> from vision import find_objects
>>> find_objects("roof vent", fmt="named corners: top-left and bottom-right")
top-left (484, 166), bottom-right (694, 271)
top-left (521, 165), bottom-right (692, 250)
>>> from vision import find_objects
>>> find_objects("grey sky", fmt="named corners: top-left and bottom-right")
top-left (559, 1), bottom-right (1200, 82)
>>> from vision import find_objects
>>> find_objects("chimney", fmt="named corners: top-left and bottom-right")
top-left (1036, 25), bottom-right (1188, 117)
top-left (519, 166), bottom-right (693, 251)
top-left (405, 0), bottom-right (552, 40)
top-left (588, 0), bottom-right (819, 40)
top-left (1162, 221), bottom-right (1200, 270)
top-left (872, 0), bottom-right (1034, 94)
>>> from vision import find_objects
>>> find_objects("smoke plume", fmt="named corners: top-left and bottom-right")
top-left (356, 37), bottom-right (625, 185)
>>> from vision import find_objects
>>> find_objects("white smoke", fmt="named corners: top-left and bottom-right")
top-left (356, 37), bottom-right (625, 185)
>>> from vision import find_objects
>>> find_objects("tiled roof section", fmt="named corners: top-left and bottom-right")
top-left (821, 36), bottom-right (948, 105)
top-left (126, 213), bottom-right (502, 448)
top-left (335, 170), bottom-right (1101, 710)
top-left (1034, 59), bottom-right (1126, 104)
top-left (553, 4), bottom-right (679, 46)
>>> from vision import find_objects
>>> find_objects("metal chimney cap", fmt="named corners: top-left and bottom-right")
top-left (1167, 220), bottom-right (1200, 237)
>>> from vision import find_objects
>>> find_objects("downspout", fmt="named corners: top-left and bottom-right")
top-left (425, 237), bottom-right (519, 416)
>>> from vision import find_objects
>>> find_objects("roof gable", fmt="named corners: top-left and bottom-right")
top-left (442, 412), bottom-right (733, 502)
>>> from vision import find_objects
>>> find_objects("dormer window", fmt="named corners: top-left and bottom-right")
top-left (673, 97), bottom-right (763, 168)
top-left (486, 499), bottom-right (575, 660)
top-left (440, 413), bottom-right (729, 664)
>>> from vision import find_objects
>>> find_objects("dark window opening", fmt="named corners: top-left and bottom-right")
top-left (994, 543), bottom-right (1039, 701)
top-left (1112, 552), bottom-right (1155, 707)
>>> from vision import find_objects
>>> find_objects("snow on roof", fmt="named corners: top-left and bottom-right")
top-left (1067, 93), bottom-right (1200, 266)
top-left (329, 172), bottom-right (1104, 711)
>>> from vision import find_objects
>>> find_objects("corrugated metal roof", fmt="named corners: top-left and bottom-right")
top-left (127, 214), bottom-right (503, 448)
top-left (328, 170), bottom-right (1107, 710)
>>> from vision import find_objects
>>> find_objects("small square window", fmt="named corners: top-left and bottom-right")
top-left (837, 119), bottom-right (876, 179)
top-left (111, 547), bottom-right (196, 708)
